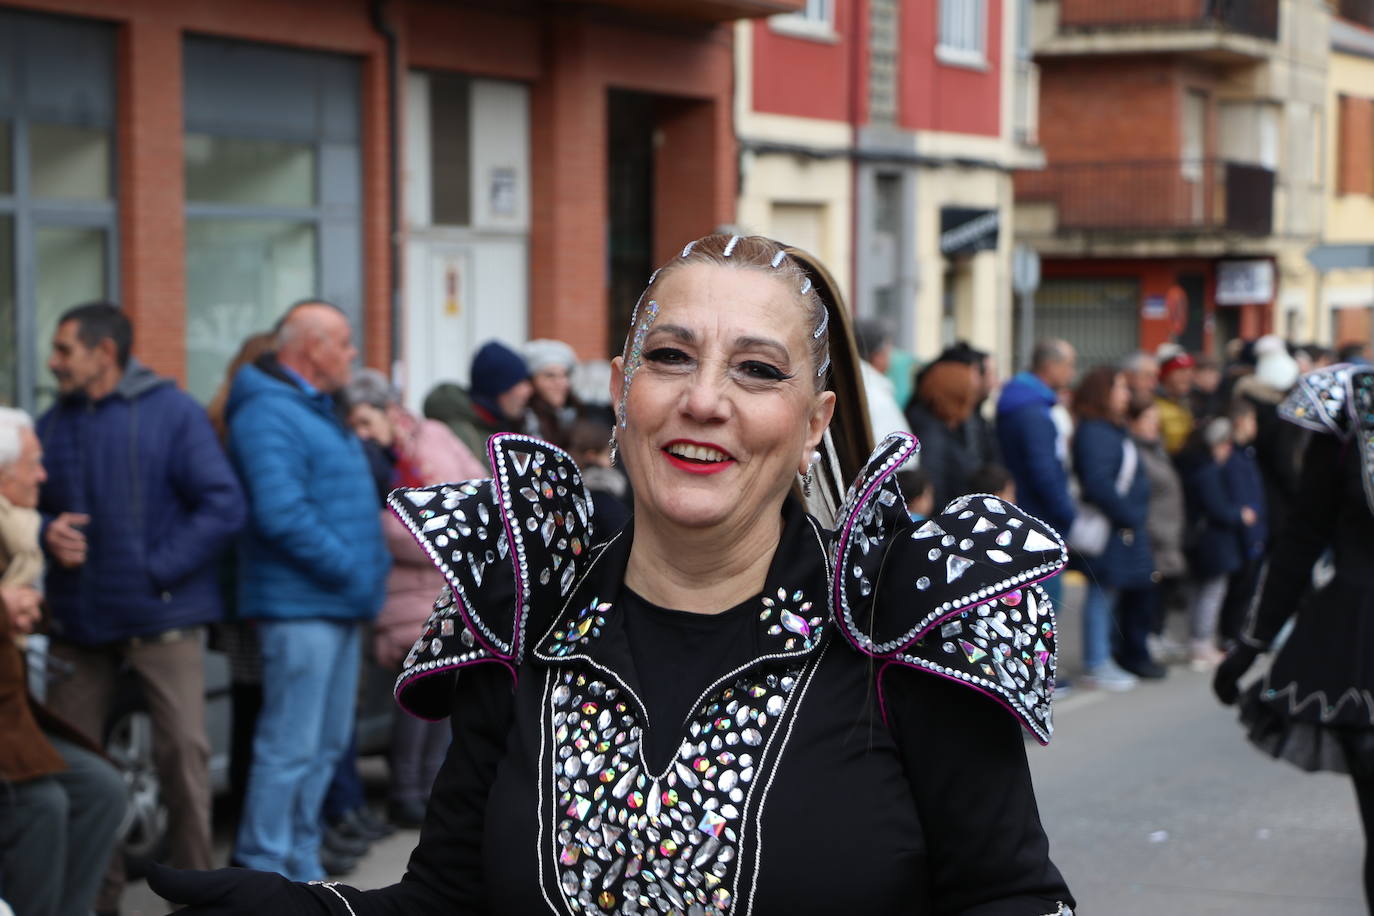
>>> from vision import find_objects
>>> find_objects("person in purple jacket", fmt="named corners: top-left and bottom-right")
top-left (37, 302), bottom-right (245, 913)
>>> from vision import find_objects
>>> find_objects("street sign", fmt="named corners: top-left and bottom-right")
top-left (940, 207), bottom-right (1000, 256)
top-left (1012, 244), bottom-right (1041, 296)
top-left (1306, 244), bottom-right (1374, 273)
top-left (1216, 259), bottom-right (1275, 305)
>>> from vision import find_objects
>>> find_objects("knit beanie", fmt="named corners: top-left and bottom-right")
top-left (471, 340), bottom-right (531, 400)
top-left (1253, 334), bottom-right (1299, 392)
top-left (522, 339), bottom-right (577, 375)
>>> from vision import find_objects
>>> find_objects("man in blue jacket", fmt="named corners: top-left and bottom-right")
top-left (38, 302), bottom-right (245, 911)
top-left (226, 300), bottom-right (387, 883)
top-left (996, 339), bottom-right (1078, 604)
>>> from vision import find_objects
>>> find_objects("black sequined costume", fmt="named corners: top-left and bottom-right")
top-left (1238, 365), bottom-right (1374, 775)
top-left (306, 433), bottom-right (1075, 915)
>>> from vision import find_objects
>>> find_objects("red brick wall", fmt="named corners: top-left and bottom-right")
top-left (899, 0), bottom-right (1002, 137)
top-left (404, 3), bottom-right (540, 81)
top-left (527, 9), bottom-right (737, 358)
top-left (116, 18), bottom-right (184, 375)
top-left (1022, 57), bottom-right (1225, 229)
top-left (750, 0), bottom-right (860, 123)
top-left (1037, 58), bottom-right (1182, 161)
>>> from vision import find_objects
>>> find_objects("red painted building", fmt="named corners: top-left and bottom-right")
top-left (0, 0), bottom-right (800, 410)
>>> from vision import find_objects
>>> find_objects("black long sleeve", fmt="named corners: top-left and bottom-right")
top-left (322, 663), bottom-right (515, 914)
top-left (1242, 434), bottom-right (1345, 649)
top-left (883, 667), bottom-right (1073, 915)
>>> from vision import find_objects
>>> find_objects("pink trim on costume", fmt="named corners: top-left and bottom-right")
top-left (830, 434), bottom-right (920, 653)
top-left (394, 656), bottom-right (518, 722)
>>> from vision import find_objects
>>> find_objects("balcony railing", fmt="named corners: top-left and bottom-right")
top-left (1058, 0), bottom-right (1279, 41)
top-left (1015, 160), bottom-right (1274, 235)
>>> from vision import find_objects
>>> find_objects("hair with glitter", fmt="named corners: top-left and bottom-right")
top-left (623, 234), bottom-right (831, 392)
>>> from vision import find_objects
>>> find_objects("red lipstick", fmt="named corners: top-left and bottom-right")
top-left (661, 439), bottom-right (735, 475)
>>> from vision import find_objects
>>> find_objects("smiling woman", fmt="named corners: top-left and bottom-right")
top-left (151, 235), bottom-right (1077, 915)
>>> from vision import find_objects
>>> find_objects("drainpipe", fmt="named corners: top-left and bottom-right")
top-left (371, 0), bottom-right (402, 370)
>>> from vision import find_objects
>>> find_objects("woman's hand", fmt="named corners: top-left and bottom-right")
top-left (147, 864), bottom-right (329, 915)
top-left (1, 585), bottom-right (42, 634)
top-left (1212, 645), bottom-right (1261, 706)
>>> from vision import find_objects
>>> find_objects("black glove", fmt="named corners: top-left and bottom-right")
top-left (1212, 644), bottom-right (1261, 707)
top-left (147, 863), bottom-right (332, 916)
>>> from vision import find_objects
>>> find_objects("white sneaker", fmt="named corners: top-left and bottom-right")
top-left (1189, 641), bottom-right (1225, 672)
top-left (1083, 660), bottom-right (1139, 692)
top-left (1148, 633), bottom-right (1188, 665)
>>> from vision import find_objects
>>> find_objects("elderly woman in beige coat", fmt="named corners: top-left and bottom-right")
top-left (0, 406), bottom-right (126, 916)
top-left (341, 370), bottom-right (487, 826)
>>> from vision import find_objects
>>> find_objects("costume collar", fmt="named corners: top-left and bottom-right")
top-left (1281, 365), bottom-right (1374, 514)
top-left (531, 500), bottom-right (831, 691)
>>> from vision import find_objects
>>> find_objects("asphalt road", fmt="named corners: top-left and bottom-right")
top-left (1032, 666), bottom-right (1365, 914)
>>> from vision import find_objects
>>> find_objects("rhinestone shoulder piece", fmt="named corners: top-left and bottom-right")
top-left (1280, 363), bottom-right (1354, 437)
top-left (829, 432), bottom-right (1068, 744)
top-left (388, 434), bottom-right (596, 718)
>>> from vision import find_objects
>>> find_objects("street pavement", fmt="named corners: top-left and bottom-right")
top-left (1034, 666), bottom-right (1364, 914)
top-left (125, 576), bottom-right (1366, 914)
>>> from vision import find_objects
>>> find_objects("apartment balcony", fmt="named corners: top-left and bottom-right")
top-left (1015, 160), bottom-right (1274, 238)
top-left (1037, 0), bottom-right (1279, 63)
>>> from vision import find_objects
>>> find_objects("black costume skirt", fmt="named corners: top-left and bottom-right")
top-left (1239, 576), bottom-right (1374, 778)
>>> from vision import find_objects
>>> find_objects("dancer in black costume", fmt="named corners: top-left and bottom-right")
top-left (150, 234), bottom-right (1075, 914)
top-left (1214, 364), bottom-right (1374, 904)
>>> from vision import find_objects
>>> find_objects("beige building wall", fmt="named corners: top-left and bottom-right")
top-left (910, 167), bottom-right (1015, 365)
top-left (733, 20), bottom-right (854, 302)
top-left (1317, 42), bottom-right (1374, 346)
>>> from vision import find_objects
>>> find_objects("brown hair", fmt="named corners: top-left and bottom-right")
top-left (1126, 393), bottom-right (1157, 422)
top-left (1072, 365), bottom-right (1124, 425)
top-left (916, 361), bottom-right (978, 427)
top-left (207, 332), bottom-right (276, 442)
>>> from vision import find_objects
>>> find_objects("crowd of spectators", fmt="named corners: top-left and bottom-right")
top-left (862, 325), bottom-right (1373, 696)
top-left (0, 299), bottom-right (627, 913)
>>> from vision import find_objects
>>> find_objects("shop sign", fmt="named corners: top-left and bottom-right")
top-left (940, 207), bottom-right (1000, 257)
top-left (1216, 259), bottom-right (1274, 305)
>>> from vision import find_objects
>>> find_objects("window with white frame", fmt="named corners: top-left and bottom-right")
top-left (772, 0), bottom-right (835, 36)
top-left (796, 0), bottom-right (833, 24)
top-left (938, 0), bottom-right (986, 65)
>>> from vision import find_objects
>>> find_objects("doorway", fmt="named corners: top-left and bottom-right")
top-left (606, 91), bottom-right (657, 356)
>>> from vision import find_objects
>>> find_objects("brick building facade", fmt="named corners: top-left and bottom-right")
top-left (0, 0), bottom-right (799, 410)
top-left (1014, 0), bottom-right (1329, 366)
